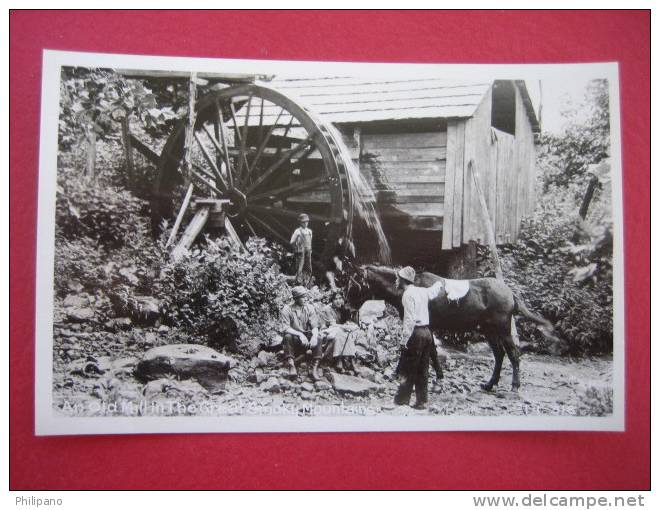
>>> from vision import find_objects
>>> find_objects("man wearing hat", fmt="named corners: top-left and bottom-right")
top-left (394, 266), bottom-right (445, 409)
top-left (290, 213), bottom-right (313, 287)
top-left (280, 285), bottom-right (322, 380)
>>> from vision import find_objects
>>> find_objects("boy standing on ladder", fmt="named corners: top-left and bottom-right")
top-left (290, 213), bottom-right (313, 287)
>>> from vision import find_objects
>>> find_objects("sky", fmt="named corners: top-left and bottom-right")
top-left (526, 76), bottom-right (600, 134)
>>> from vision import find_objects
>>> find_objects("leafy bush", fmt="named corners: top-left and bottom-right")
top-left (157, 237), bottom-right (288, 353)
top-left (56, 174), bottom-right (150, 250)
top-left (576, 384), bottom-right (613, 416)
top-left (499, 184), bottom-right (613, 355)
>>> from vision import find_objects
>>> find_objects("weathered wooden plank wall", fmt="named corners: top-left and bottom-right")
top-left (447, 84), bottom-right (536, 249)
top-left (361, 130), bottom-right (447, 224)
top-left (459, 86), bottom-right (494, 247)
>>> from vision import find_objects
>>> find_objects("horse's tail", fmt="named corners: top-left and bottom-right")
top-left (513, 293), bottom-right (563, 346)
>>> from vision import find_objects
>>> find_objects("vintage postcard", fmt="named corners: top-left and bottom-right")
top-left (34, 50), bottom-right (624, 434)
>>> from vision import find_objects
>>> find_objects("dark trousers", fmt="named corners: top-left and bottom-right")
top-left (394, 326), bottom-right (433, 406)
top-left (283, 332), bottom-right (323, 361)
top-left (295, 250), bottom-right (312, 286)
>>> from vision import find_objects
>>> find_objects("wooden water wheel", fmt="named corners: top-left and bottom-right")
top-left (152, 83), bottom-right (355, 265)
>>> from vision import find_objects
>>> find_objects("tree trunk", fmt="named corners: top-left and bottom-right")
top-left (85, 123), bottom-right (96, 182)
top-left (120, 115), bottom-right (135, 190)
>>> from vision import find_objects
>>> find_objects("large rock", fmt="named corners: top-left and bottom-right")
top-left (359, 300), bottom-right (386, 324)
top-left (142, 378), bottom-right (208, 399)
top-left (66, 307), bottom-right (95, 322)
top-left (329, 372), bottom-right (379, 395)
top-left (135, 344), bottom-right (235, 393)
top-left (130, 296), bottom-right (160, 325)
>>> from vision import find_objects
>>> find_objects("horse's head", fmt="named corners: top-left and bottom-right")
top-left (343, 264), bottom-right (402, 311)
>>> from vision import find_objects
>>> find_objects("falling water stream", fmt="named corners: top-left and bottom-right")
top-left (325, 123), bottom-right (392, 264)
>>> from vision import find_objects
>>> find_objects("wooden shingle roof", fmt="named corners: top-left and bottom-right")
top-left (266, 76), bottom-right (492, 124)
top-left (264, 76), bottom-right (538, 130)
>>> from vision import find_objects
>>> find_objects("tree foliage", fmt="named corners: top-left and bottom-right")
top-left (498, 79), bottom-right (614, 355)
top-left (538, 79), bottom-right (610, 189)
top-left (58, 66), bottom-right (179, 152)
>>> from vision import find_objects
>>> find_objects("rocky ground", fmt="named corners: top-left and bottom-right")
top-left (52, 308), bottom-right (613, 420)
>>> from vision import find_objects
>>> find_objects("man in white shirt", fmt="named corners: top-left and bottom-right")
top-left (394, 266), bottom-right (444, 409)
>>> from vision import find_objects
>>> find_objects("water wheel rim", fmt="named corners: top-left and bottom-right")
top-left (154, 83), bottom-right (354, 265)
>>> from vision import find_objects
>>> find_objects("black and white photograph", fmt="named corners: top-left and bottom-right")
top-left (34, 51), bottom-right (624, 434)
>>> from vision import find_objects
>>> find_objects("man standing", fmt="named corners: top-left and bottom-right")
top-left (280, 286), bottom-right (322, 380)
top-left (394, 266), bottom-right (444, 410)
top-left (290, 213), bottom-right (313, 287)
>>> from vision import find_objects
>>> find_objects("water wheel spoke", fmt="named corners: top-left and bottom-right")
top-left (215, 98), bottom-right (235, 190)
top-left (247, 107), bottom-right (284, 182)
top-left (202, 124), bottom-right (226, 160)
top-left (193, 131), bottom-right (228, 192)
top-left (246, 212), bottom-right (292, 248)
top-left (249, 176), bottom-right (328, 203)
top-left (235, 94), bottom-right (253, 185)
top-left (248, 204), bottom-right (333, 225)
top-left (191, 168), bottom-right (223, 196)
top-left (229, 102), bottom-right (251, 178)
top-left (202, 123), bottom-right (234, 190)
top-left (192, 162), bottom-right (216, 182)
top-left (274, 115), bottom-right (296, 160)
top-left (247, 137), bottom-right (314, 194)
top-left (244, 218), bottom-right (257, 237)
top-left (258, 97), bottom-right (265, 143)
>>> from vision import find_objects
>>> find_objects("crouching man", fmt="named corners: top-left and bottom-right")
top-left (280, 286), bottom-right (322, 381)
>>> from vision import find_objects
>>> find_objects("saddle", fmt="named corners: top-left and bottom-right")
top-left (441, 278), bottom-right (470, 303)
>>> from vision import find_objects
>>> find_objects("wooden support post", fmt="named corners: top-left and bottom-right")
top-left (224, 217), bottom-right (246, 253)
top-left (166, 183), bottom-right (194, 248)
top-left (171, 205), bottom-right (210, 260)
top-left (182, 73), bottom-right (198, 184)
top-left (120, 115), bottom-right (135, 190)
top-left (469, 160), bottom-right (519, 346)
top-left (85, 122), bottom-right (97, 182)
top-left (579, 175), bottom-right (600, 220)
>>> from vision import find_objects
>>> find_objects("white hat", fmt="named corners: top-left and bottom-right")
top-left (398, 266), bottom-right (416, 283)
top-left (291, 286), bottom-right (308, 299)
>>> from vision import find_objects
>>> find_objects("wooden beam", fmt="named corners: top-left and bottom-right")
top-left (166, 183), bottom-right (194, 248)
top-left (224, 217), bottom-right (246, 252)
top-left (120, 116), bottom-right (135, 190)
top-left (469, 160), bottom-right (519, 346)
top-left (171, 205), bottom-right (211, 260)
top-left (128, 134), bottom-right (160, 165)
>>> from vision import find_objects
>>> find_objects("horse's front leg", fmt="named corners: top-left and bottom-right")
top-left (481, 337), bottom-right (504, 391)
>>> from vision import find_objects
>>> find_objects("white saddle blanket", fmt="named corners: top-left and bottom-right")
top-left (443, 278), bottom-right (470, 302)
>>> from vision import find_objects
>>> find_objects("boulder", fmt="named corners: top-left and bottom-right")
top-left (143, 378), bottom-right (208, 399)
top-left (300, 381), bottom-right (315, 392)
top-left (66, 307), bottom-right (95, 323)
top-left (256, 350), bottom-right (276, 368)
top-left (329, 372), bottom-right (379, 396)
top-left (314, 381), bottom-right (332, 392)
top-left (130, 296), bottom-right (160, 325)
top-left (135, 344), bottom-right (234, 393)
top-left (105, 317), bottom-right (132, 331)
top-left (143, 332), bottom-right (157, 346)
top-left (63, 293), bottom-right (90, 308)
top-left (260, 376), bottom-right (281, 393)
top-left (359, 300), bottom-right (386, 324)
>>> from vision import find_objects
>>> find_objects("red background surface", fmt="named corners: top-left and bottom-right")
top-left (9, 10), bottom-right (650, 490)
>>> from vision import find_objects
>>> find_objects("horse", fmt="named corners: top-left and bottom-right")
top-left (344, 264), bottom-right (560, 391)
